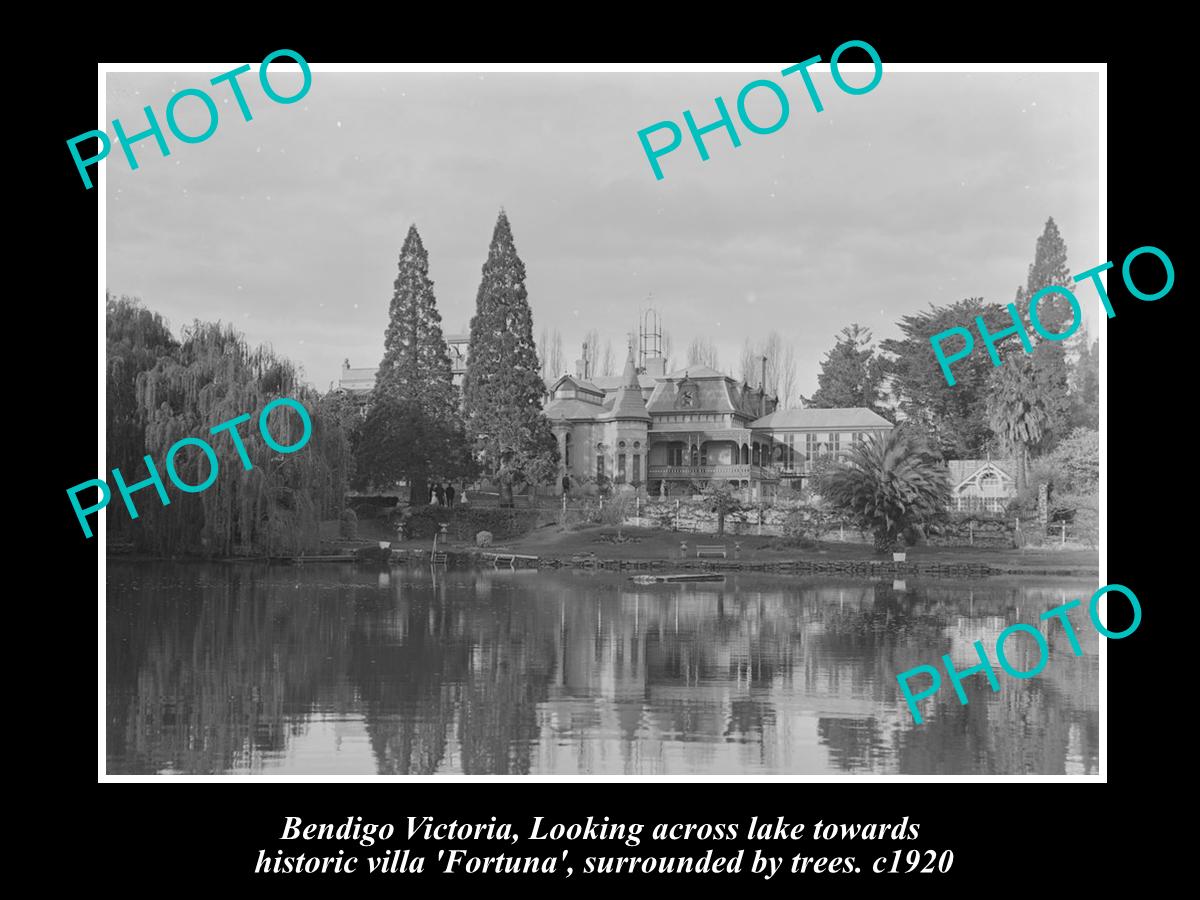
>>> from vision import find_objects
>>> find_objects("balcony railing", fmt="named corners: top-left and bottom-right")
top-left (648, 464), bottom-right (778, 481)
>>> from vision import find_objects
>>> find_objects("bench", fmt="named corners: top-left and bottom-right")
top-left (696, 545), bottom-right (727, 559)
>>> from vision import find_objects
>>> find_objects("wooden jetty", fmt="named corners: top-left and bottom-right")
top-left (630, 573), bottom-right (726, 584)
top-left (280, 555), bottom-right (357, 564)
top-left (481, 551), bottom-right (539, 569)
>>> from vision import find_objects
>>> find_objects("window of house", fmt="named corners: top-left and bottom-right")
top-left (564, 433), bottom-right (572, 467)
top-left (632, 454), bottom-right (641, 484)
top-left (831, 433), bottom-right (842, 456)
top-left (618, 453), bottom-right (627, 482)
top-left (805, 433), bottom-right (817, 471)
top-left (596, 454), bottom-right (605, 481)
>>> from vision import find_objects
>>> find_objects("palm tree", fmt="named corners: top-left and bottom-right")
top-left (818, 426), bottom-right (949, 553)
top-left (987, 358), bottom-right (1049, 493)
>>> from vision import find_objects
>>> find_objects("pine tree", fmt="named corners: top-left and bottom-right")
top-left (805, 324), bottom-right (887, 414)
top-left (1014, 217), bottom-right (1074, 451)
top-left (360, 224), bottom-right (469, 503)
top-left (461, 210), bottom-right (558, 506)
top-left (880, 298), bottom-right (1009, 458)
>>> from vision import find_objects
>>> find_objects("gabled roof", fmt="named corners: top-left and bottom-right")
top-left (750, 408), bottom-right (893, 429)
top-left (337, 367), bottom-right (376, 393)
top-left (948, 459), bottom-right (1015, 487)
top-left (549, 373), bottom-right (605, 397)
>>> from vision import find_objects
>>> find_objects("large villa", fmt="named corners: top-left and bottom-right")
top-left (542, 349), bottom-right (891, 500)
top-left (337, 336), bottom-right (893, 501)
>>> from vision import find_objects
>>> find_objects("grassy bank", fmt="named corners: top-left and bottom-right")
top-left (382, 524), bottom-right (1098, 576)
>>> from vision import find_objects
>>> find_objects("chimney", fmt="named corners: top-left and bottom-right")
top-left (576, 342), bottom-right (590, 380)
top-left (645, 356), bottom-right (666, 378)
top-left (760, 355), bottom-right (768, 417)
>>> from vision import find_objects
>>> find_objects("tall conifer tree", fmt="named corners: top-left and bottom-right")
top-left (462, 210), bottom-right (557, 506)
top-left (805, 324), bottom-right (888, 415)
top-left (359, 224), bottom-right (467, 503)
top-left (374, 225), bottom-right (456, 417)
top-left (1012, 217), bottom-right (1074, 449)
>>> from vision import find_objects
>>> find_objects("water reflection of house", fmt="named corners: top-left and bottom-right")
top-left (945, 615), bottom-right (1008, 666)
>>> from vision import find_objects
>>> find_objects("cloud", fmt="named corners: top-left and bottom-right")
top-left (106, 70), bottom-right (1100, 394)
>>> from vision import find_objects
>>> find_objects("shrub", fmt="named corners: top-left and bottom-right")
top-left (1049, 491), bottom-right (1099, 549)
top-left (599, 493), bottom-right (635, 526)
top-left (782, 505), bottom-right (831, 541)
top-left (399, 506), bottom-right (540, 540)
top-left (339, 507), bottom-right (359, 540)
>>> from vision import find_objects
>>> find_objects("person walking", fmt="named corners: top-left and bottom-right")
top-left (434, 483), bottom-right (446, 507)
top-left (428, 483), bottom-right (437, 506)
top-left (445, 483), bottom-right (456, 508)
top-left (562, 474), bottom-right (571, 496)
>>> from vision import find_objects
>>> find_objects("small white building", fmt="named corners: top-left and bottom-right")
top-left (947, 459), bottom-right (1016, 513)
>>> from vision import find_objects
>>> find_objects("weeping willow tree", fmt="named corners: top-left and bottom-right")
top-left (129, 320), bottom-right (351, 557)
top-left (107, 294), bottom-right (180, 543)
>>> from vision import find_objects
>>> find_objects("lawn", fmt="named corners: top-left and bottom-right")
top-left (420, 524), bottom-right (1098, 575)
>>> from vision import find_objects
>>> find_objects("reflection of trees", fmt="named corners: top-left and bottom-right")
top-left (348, 573), bottom-right (559, 775)
top-left (818, 717), bottom-right (885, 772)
top-left (455, 601), bottom-right (559, 774)
top-left (347, 593), bottom-right (467, 775)
top-left (106, 562), bottom-right (356, 774)
top-left (108, 565), bottom-right (1100, 776)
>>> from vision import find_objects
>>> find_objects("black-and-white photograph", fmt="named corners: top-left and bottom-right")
top-left (101, 63), bottom-right (1102, 777)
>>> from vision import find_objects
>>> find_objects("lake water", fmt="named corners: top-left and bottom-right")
top-left (106, 562), bottom-right (1100, 776)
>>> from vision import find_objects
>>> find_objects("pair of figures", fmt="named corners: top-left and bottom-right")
top-left (428, 483), bottom-right (457, 507)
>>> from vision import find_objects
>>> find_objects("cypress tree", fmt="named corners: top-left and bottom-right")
top-left (359, 224), bottom-right (467, 504)
top-left (462, 210), bottom-right (558, 506)
top-left (1013, 217), bottom-right (1074, 450)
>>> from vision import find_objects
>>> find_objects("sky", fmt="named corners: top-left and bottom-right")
top-left (105, 67), bottom-right (1101, 399)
